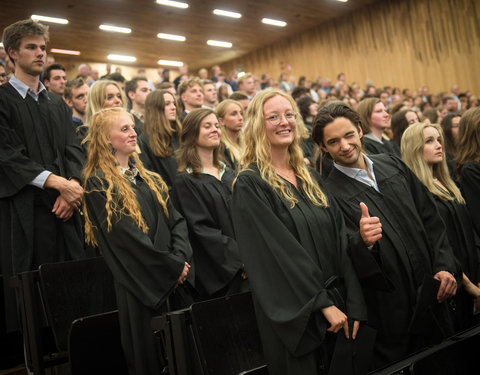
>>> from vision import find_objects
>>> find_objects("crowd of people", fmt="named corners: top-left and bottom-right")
top-left (1, 18), bottom-right (480, 375)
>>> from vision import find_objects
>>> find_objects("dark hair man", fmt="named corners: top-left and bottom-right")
top-left (312, 102), bottom-right (458, 371)
top-left (43, 63), bottom-right (66, 96)
top-left (178, 77), bottom-right (203, 120)
top-left (1, 19), bottom-right (92, 334)
top-left (64, 77), bottom-right (88, 127)
top-left (125, 76), bottom-right (151, 134)
top-left (229, 91), bottom-right (250, 112)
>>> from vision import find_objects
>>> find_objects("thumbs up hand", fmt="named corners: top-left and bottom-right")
top-left (359, 202), bottom-right (382, 247)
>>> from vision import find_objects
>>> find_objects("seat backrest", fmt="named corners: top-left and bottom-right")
top-left (190, 292), bottom-right (265, 375)
top-left (69, 310), bottom-right (128, 375)
top-left (39, 257), bottom-right (117, 351)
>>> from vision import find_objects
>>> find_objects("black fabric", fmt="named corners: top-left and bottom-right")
top-left (0, 83), bottom-right (91, 332)
top-left (460, 162), bottom-right (480, 235)
top-left (231, 165), bottom-right (367, 375)
top-left (84, 172), bottom-right (193, 375)
top-left (433, 194), bottom-right (480, 331)
top-left (137, 132), bottom-right (179, 191)
top-left (363, 136), bottom-right (401, 157)
top-left (173, 169), bottom-right (244, 300)
top-left (325, 154), bottom-right (458, 370)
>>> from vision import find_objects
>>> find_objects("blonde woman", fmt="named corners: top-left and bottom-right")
top-left (82, 107), bottom-right (192, 375)
top-left (231, 90), bottom-right (366, 374)
top-left (402, 122), bottom-right (480, 331)
top-left (77, 79), bottom-right (126, 144)
top-left (174, 108), bottom-right (245, 301)
top-left (138, 90), bottom-right (182, 189)
top-left (216, 99), bottom-right (244, 170)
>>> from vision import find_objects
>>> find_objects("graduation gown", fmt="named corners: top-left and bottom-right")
top-left (0, 83), bottom-right (90, 331)
top-left (137, 133), bottom-right (179, 191)
top-left (173, 169), bottom-right (244, 300)
top-left (231, 165), bottom-right (367, 375)
top-left (433, 194), bottom-right (480, 331)
top-left (84, 172), bottom-right (193, 375)
top-left (363, 135), bottom-right (401, 157)
top-left (325, 154), bottom-right (458, 369)
top-left (460, 162), bottom-right (480, 234)
top-left (301, 122), bottom-right (318, 167)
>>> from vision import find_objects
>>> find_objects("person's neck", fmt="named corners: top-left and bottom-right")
top-left (116, 155), bottom-right (130, 169)
top-left (15, 69), bottom-right (40, 92)
top-left (132, 103), bottom-right (145, 116)
top-left (197, 146), bottom-right (216, 169)
top-left (225, 128), bottom-right (239, 145)
top-left (203, 101), bottom-right (215, 109)
top-left (370, 127), bottom-right (384, 140)
top-left (74, 110), bottom-right (85, 122)
top-left (185, 104), bottom-right (200, 112)
top-left (270, 147), bottom-right (290, 172)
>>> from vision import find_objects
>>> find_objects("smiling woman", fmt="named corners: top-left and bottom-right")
top-left (82, 107), bottom-right (193, 375)
top-left (231, 90), bottom-right (367, 375)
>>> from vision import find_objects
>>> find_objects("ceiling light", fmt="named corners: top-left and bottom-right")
top-left (50, 48), bottom-right (80, 55)
top-left (156, 0), bottom-right (189, 9)
top-left (262, 18), bottom-right (287, 27)
top-left (158, 60), bottom-right (184, 67)
top-left (237, 72), bottom-right (245, 78)
top-left (157, 33), bottom-right (186, 42)
top-left (336, 0), bottom-right (348, 2)
top-left (0, 42), bottom-right (3, 48)
top-left (207, 40), bottom-right (232, 48)
top-left (107, 54), bottom-right (136, 62)
top-left (31, 15), bottom-right (69, 24)
top-left (99, 24), bottom-right (131, 33)
top-left (213, 9), bottom-right (242, 18)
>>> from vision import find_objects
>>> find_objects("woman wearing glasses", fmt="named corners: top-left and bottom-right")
top-left (231, 90), bottom-right (366, 374)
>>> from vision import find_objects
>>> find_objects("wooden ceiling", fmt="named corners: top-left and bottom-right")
top-left (2, 0), bottom-right (379, 70)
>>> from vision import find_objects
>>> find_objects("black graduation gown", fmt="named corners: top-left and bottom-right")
top-left (325, 154), bottom-right (458, 369)
top-left (363, 135), bottom-right (400, 157)
top-left (173, 169), bottom-right (244, 300)
top-left (231, 165), bottom-right (367, 375)
top-left (460, 162), bottom-right (480, 235)
top-left (84, 173), bottom-right (193, 375)
top-left (0, 83), bottom-right (90, 331)
top-left (302, 122), bottom-right (318, 166)
top-left (433, 194), bottom-right (480, 331)
top-left (137, 133), bottom-right (179, 191)
top-left (223, 147), bottom-right (237, 171)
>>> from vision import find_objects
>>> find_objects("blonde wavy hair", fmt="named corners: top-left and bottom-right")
top-left (238, 89), bottom-right (328, 208)
top-left (82, 108), bottom-right (169, 246)
top-left (85, 80), bottom-right (126, 126)
top-left (216, 99), bottom-right (244, 164)
top-left (401, 122), bottom-right (464, 203)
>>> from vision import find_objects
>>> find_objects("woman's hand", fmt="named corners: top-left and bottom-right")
top-left (175, 262), bottom-right (191, 289)
top-left (321, 305), bottom-right (348, 335)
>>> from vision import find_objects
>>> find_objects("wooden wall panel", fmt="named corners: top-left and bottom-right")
top-left (220, 0), bottom-right (480, 95)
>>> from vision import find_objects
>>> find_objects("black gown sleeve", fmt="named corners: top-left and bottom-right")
top-left (461, 163), bottom-right (480, 235)
top-left (232, 171), bottom-right (335, 356)
top-left (84, 177), bottom-right (187, 310)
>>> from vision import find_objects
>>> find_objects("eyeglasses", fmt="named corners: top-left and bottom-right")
top-left (265, 112), bottom-right (297, 125)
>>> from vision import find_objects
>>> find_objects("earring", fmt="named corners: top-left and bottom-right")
top-left (109, 143), bottom-right (116, 155)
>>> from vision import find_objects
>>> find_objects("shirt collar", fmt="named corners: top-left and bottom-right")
top-left (333, 153), bottom-right (375, 179)
top-left (364, 132), bottom-right (384, 144)
top-left (9, 75), bottom-right (48, 100)
top-left (186, 162), bottom-right (226, 178)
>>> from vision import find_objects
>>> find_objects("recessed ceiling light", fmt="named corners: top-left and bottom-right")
top-left (50, 48), bottom-right (80, 55)
top-left (156, 0), bottom-right (189, 9)
top-left (336, 0), bottom-right (348, 2)
top-left (213, 9), bottom-right (242, 18)
top-left (31, 15), bottom-right (69, 24)
top-left (207, 40), bottom-right (232, 48)
top-left (0, 42), bottom-right (3, 48)
top-left (99, 24), bottom-right (132, 34)
top-left (237, 72), bottom-right (245, 78)
top-left (107, 54), bottom-right (136, 62)
top-left (158, 60), bottom-right (184, 67)
top-left (157, 33), bottom-right (186, 42)
top-left (262, 18), bottom-right (287, 27)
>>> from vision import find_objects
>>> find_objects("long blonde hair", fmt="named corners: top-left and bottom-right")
top-left (238, 90), bottom-right (328, 208)
top-left (216, 99), bottom-right (244, 163)
top-left (144, 90), bottom-right (181, 157)
top-left (85, 80), bottom-right (126, 126)
top-left (455, 106), bottom-right (480, 177)
top-left (82, 108), bottom-right (169, 246)
top-left (401, 122), bottom-right (464, 203)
